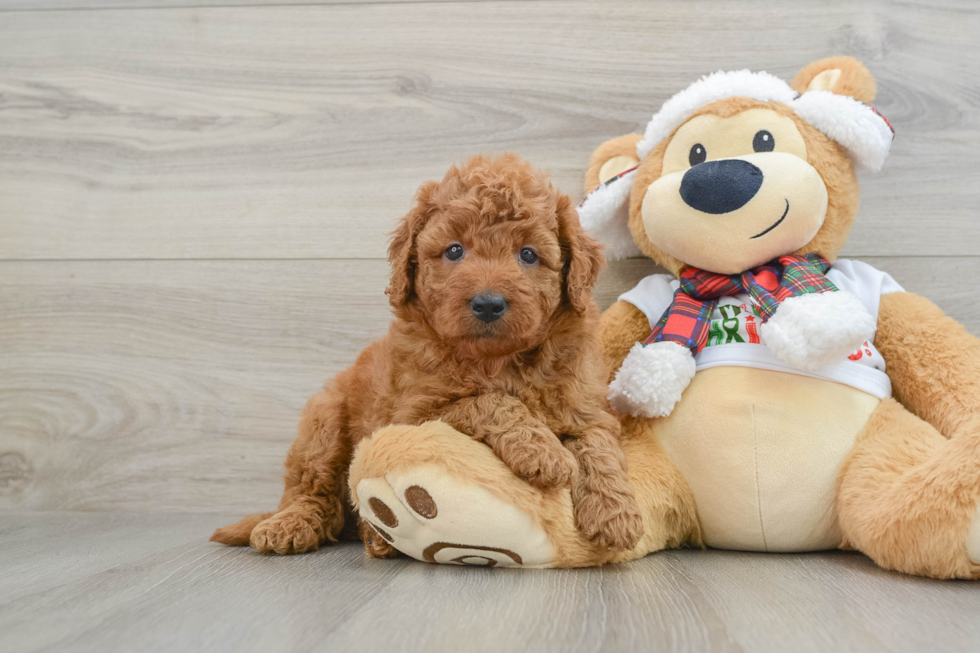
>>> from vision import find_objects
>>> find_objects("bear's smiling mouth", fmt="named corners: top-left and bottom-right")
top-left (750, 199), bottom-right (790, 239)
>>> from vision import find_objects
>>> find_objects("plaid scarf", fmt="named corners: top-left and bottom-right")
top-left (644, 254), bottom-right (837, 355)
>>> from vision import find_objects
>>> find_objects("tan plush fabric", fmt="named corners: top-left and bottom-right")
top-left (598, 300), bottom-right (656, 382)
top-left (876, 292), bottom-right (980, 438)
top-left (599, 155), bottom-right (641, 185)
top-left (790, 56), bottom-right (878, 104)
top-left (584, 133), bottom-right (642, 194)
top-left (655, 367), bottom-right (880, 551)
top-left (838, 398), bottom-right (980, 579)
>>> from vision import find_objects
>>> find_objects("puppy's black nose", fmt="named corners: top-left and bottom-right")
top-left (680, 159), bottom-right (763, 214)
top-left (470, 293), bottom-right (508, 323)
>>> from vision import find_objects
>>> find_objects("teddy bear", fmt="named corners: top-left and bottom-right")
top-left (346, 57), bottom-right (980, 578)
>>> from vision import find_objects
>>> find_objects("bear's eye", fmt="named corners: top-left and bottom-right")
top-left (753, 130), bottom-right (775, 153)
top-left (519, 247), bottom-right (538, 264)
top-left (688, 143), bottom-right (707, 166)
top-left (444, 244), bottom-right (464, 261)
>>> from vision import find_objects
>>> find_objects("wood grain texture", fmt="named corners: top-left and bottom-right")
top-left (1, 512), bottom-right (979, 653)
top-left (0, 0), bottom-right (491, 10)
top-left (1, 256), bottom-right (978, 514)
top-left (1, 0), bottom-right (979, 260)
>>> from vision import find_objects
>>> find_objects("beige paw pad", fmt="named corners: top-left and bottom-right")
top-left (967, 501), bottom-right (980, 565)
top-left (355, 464), bottom-right (556, 568)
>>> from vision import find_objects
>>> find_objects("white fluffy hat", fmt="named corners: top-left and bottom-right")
top-left (579, 68), bottom-right (895, 260)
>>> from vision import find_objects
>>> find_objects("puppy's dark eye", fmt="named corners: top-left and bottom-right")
top-left (689, 143), bottom-right (706, 166)
top-left (753, 130), bottom-right (775, 152)
top-left (519, 247), bottom-right (538, 264)
top-left (444, 244), bottom-right (464, 261)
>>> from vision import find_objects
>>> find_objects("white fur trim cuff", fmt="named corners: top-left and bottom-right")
top-left (608, 341), bottom-right (696, 418)
top-left (576, 168), bottom-right (641, 261)
top-left (759, 291), bottom-right (876, 371)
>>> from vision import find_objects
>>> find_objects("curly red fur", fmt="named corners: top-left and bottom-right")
top-left (211, 154), bottom-right (643, 555)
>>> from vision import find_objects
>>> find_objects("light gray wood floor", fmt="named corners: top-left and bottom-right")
top-left (3, 512), bottom-right (980, 653)
top-left (2, 0), bottom-right (980, 651)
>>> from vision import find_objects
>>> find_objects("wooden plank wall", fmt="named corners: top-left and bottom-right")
top-left (2, 0), bottom-right (978, 514)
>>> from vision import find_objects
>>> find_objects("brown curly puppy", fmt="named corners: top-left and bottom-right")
top-left (211, 154), bottom-right (643, 557)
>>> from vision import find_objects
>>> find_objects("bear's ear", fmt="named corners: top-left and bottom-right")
top-left (584, 133), bottom-right (643, 194)
top-left (790, 56), bottom-right (877, 104)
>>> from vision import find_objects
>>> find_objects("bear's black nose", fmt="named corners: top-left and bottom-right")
top-left (679, 159), bottom-right (764, 214)
top-left (470, 293), bottom-right (508, 323)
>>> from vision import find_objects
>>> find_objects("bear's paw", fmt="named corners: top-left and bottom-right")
top-left (608, 341), bottom-right (696, 418)
top-left (355, 464), bottom-right (557, 568)
top-left (760, 291), bottom-right (875, 371)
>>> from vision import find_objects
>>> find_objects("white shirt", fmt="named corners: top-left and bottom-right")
top-left (618, 259), bottom-right (904, 399)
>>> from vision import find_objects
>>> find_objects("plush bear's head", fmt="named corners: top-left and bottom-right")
top-left (579, 57), bottom-right (893, 276)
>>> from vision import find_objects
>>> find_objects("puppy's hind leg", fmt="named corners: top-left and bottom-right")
top-left (250, 390), bottom-right (354, 555)
top-left (210, 512), bottom-right (275, 546)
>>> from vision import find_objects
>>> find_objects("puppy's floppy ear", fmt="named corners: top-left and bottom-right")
top-left (557, 193), bottom-right (605, 314)
top-left (584, 133), bottom-right (643, 194)
top-left (791, 56), bottom-right (877, 104)
top-left (387, 180), bottom-right (438, 309)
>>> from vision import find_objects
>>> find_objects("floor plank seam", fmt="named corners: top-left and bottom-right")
top-left (0, 0), bottom-right (568, 15)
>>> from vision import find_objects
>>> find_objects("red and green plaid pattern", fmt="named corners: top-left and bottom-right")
top-left (642, 254), bottom-right (836, 355)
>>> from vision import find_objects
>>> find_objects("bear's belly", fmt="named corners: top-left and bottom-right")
top-left (656, 366), bottom-right (880, 552)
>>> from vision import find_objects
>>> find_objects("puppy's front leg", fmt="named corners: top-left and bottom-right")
top-left (563, 412), bottom-right (644, 551)
top-left (485, 419), bottom-right (579, 489)
top-left (441, 394), bottom-right (577, 489)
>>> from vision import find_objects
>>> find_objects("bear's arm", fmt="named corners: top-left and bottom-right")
top-left (600, 300), bottom-right (653, 383)
top-left (875, 291), bottom-right (980, 437)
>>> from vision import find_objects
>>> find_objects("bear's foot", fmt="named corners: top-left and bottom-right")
top-left (354, 463), bottom-right (556, 567)
top-left (348, 420), bottom-right (591, 568)
top-left (838, 399), bottom-right (980, 579)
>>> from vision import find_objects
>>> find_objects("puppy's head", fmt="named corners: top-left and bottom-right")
top-left (387, 154), bottom-right (603, 358)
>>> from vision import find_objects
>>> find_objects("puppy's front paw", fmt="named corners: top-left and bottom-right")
top-left (364, 532), bottom-right (399, 559)
top-left (573, 487), bottom-right (644, 551)
top-left (503, 437), bottom-right (578, 489)
top-left (250, 511), bottom-right (321, 555)
top-left (358, 519), bottom-right (399, 559)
